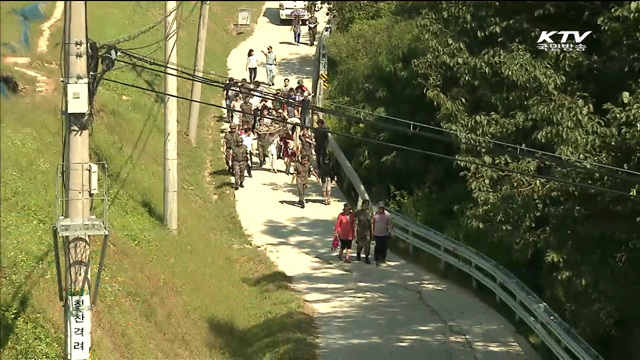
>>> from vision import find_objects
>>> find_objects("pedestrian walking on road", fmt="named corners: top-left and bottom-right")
top-left (255, 118), bottom-right (269, 167)
top-left (261, 46), bottom-right (277, 86)
top-left (307, 12), bottom-right (319, 46)
top-left (231, 137), bottom-right (248, 190)
top-left (223, 123), bottom-right (240, 175)
top-left (291, 156), bottom-right (319, 208)
top-left (354, 199), bottom-right (373, 264)
top-left (230, 94), bottom-right (242, 125)
top-left (281, 78), bottom-right (293, 95)
top-left (318, 153), bottom-right (336, 205)
top-left (291, 15), bottom-right (302, 45)
top-left (246, 49), bottom-right (258, 83)
top-left (240, 96), bottom-right (254, 129)
top-left (281, 130), bottom-right (297, 175)
top-left (334, 203), bottom-right (355, 263)
top-left (241, 128), bottom-right (255, 178)
top-left (312, 118), bottom-right (329, 163)
top-left (372, 201), bottom-right (394, 266)
top-left (223, 77), bottom-right (238, 121)
top-left (266, 131), bottom-right (279, 173)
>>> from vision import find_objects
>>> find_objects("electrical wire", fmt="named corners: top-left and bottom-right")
top-left (100, 76), bottom-right (639, 199)
top-left (321, 100), bottom-right (640, 177)
top-left (120, 1), bottom-right (197, 52)
top-left (110, 56), bottom-right (640, 185)
top-left (123, 46), bottom-right (639, 179)
top-left (96, 2), bottom-right (184, 46)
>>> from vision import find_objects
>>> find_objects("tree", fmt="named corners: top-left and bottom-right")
top-left (325, 1), bottom-right (640, 357)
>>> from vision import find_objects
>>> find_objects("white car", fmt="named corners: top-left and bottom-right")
top-left (278, 1), bottom-right (317, 24)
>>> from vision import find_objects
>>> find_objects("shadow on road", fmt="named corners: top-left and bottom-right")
top-left (277, 54), bottom-right (317, 80)
top-left (256, 216), bottom-right (528, 358)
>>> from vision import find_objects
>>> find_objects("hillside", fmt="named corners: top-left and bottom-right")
top-left (0, 1), bottom-right (316, 359)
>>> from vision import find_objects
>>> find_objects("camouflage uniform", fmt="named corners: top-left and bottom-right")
top-left (224, 127), bottom-right (240, 174)
top-left (354, 206), bottom-right (373, 259)
top-left (294, 159), bottom-right (311, 208)
top-left (299, 132), bottom-right (314, 161)
top-left (231, 138), bottom-right (248, 189)
top-left (255, 122), bottom-right (270, 165)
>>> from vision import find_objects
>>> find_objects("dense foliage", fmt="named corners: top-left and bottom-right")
top-left (322, 1), bottom-right (640, 358)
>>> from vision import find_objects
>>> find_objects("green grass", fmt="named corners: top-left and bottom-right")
top-left (1, 1), bottom-right (317, 359)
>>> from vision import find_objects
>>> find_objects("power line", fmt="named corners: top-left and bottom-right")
top-left (322, 99), bottom-right (640, 177)
top-left (110, 56), bottom-right (640, 184)
top-left (100, 76), bottom-right (639, 199)
top-left (120, 2), bottom-right (198, 52)
top-left (96, 2), bottom-right (184, 46)
top-left (118, 48), bottom-right (280, 94)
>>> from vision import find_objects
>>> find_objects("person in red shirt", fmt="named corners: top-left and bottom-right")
top-left (334, 203), bottom-right (355, 263)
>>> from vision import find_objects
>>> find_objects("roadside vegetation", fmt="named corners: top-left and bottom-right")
top-left (322, 2), bottom-right (639, 359)
top-left (1, 2), bottom-right (316, 359)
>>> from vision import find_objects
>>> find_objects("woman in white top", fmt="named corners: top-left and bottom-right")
top-left (231, 94), bottom-right (243, 125)
top-left (246, 49), bottom-right (258, 83)
top-left (372, 201), bottom-right (394, 266)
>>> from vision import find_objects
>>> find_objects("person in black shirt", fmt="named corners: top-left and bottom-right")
top-left (318, 153), bottom-right (337, 205)
top-left (223, 77), bottom-right (237, 121)
top-left (312, 118), bottom-right (329, 164)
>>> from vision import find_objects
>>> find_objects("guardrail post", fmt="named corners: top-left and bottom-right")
top-left (514, 298), bottom-right (520, 322)
top-left (439, 246), bottom-right (445, 271)
top-left (495, 278), bottom-right (501, 304)
top-left (471, 262), bottom-right (477, 290)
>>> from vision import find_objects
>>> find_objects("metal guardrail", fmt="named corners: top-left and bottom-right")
top-left (313, 20), bottom-right (603, 360)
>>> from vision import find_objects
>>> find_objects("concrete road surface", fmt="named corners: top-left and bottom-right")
top-left (223, 2), bottom-right (539, 359)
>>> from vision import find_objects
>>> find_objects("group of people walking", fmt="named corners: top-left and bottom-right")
top-left (223, 8), bottom-right (393, 266)
top-left (334, 200), bottom-right (395, 266)
top-left (222, 77), bottom-right (335, 207)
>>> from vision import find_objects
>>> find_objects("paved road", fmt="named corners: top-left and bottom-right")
top-left (224, 2), bottom-right (539, 359)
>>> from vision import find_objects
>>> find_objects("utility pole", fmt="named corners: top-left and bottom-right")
top-left (164, 0), bottom-right (178, 233)
top-left (64, 1), bottom-right (92, 359)
top-left (187, 1), bottom-right (210, 146)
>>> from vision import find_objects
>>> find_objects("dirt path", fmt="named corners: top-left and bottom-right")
top-left (2, 1), bottom-right (63, 95)
top-left (38, 1), bottom-right (65, 54)
top-left (224, 2), bottom-right (540, 359)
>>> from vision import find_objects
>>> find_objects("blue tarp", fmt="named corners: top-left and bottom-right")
top-left (10, 2), bottom-right (46, 22)
top-left (0, 82), bottom-right (10, 99)
top-left (8, 2), bottom-right (46, 51)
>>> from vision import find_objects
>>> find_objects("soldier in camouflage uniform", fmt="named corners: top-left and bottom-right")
top-left (291, 156), bottom-right (319, 208)
top-left (254, 118), bottom-right (270, 167)
top-left (231, 136), bottom-right (248, 190)
top-left (299, 127), bottom-right (315, 161)
top-left (354, 199), bottom-right (373, 264)
top-left (223, 123), bottom-right (240, 175)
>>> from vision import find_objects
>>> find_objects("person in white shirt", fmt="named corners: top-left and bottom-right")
top-left (241, 128), bottom-right (255, 177)
top-left (246, 49), bottom-right (258, 83)
top-left (261, 46), bottom-right (277, 86)
top-left (231, 94), bottom-right (242, 125)
top-left (372, 202), bottom-right (394, 266)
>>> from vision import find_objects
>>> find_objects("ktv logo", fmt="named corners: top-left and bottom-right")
top-left (536, 31), bottom-right (592, 52)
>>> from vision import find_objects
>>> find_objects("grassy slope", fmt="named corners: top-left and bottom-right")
top-left (1, 2), bottom-right (316, 359)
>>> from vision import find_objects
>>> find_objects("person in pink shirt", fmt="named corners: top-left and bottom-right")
top-left (334, 203), bottom-right (355, 263)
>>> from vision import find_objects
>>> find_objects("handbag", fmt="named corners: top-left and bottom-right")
top-left (331, 235), bottom-right (339, 251)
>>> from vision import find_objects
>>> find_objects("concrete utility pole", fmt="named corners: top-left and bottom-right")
top-left (164, 0), bottom-right (178, 232)
top-left (64, 1), bottom-right (92, 359)
top-left (187, 1), bottom-right (210, 146)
